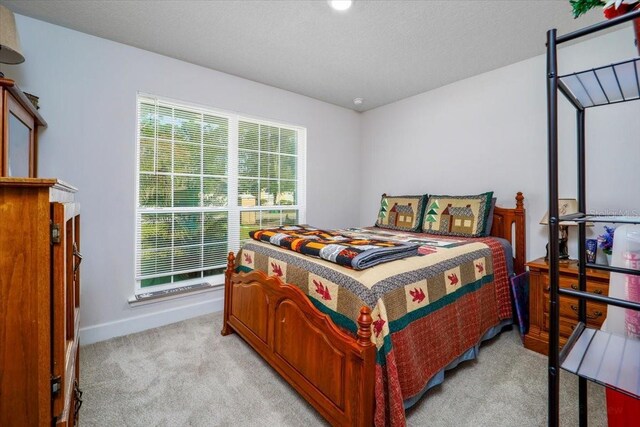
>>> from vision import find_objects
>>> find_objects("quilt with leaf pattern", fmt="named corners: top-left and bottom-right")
top-left (237, 227), bottom-right (512, 427)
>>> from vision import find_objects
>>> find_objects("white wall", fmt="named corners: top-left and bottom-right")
top-left (2, 15), bottom-right (361, 344)
top-left (359, 26), bottom-right (640, 264)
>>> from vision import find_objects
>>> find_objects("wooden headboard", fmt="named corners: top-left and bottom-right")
top-left (490, 192), bottom-right (526, 274)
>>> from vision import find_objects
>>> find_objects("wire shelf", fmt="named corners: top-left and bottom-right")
top-left (558, 58), bottom-right (640, 108)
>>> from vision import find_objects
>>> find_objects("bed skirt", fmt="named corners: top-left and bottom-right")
top-left (403, 318), bottom-right (514, 410)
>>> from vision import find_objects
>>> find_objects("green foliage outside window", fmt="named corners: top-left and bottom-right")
top-left (137, 100), bottom-right (231, 286)
top-left (137, 98), bottom-right (301, 289)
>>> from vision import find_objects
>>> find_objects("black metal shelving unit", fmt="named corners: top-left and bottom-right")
top-left (547, 10), bottom-right (640, 427)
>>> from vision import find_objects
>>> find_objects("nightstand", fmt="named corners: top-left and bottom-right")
top-left (523, 257), bottom-right (610, 355)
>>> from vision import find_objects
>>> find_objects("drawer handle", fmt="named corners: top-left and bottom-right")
top-left (74, 380), bottom-right (83, 422)
top-left (73, 242), bottom-right (83, 274)
top-left (570, 305), bottom-right (603, 320)
top-left (570, 284), bottom-right (602, 295)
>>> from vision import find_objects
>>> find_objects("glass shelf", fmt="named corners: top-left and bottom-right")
top-left (560, 323), bottom-right (640, 399)
top-left (558, 214), bottom-right (640, 224)
top-left (582, 262), bottom-right (640, 277)
top-left (558, 57), bottom-right (640, 108)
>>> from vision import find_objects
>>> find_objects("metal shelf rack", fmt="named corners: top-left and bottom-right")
top-left (547, 9), bottom-right (640, 427)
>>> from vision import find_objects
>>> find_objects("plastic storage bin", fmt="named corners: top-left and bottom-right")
top-left (603, 224), bottom-right (640, 426)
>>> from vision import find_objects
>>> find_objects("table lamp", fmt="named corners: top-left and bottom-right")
top-left (540, 198), bottom-right (586, 261)
top-left (0, 5), bottom-right (25, 78)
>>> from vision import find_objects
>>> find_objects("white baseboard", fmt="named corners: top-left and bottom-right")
top-left (79, 287), bottom-right (224, 345)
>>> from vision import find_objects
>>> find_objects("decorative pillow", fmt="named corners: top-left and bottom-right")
top-left (422, 192), bottom-right (494, 237)
top-left (375, 194), bottom-right (427, 232)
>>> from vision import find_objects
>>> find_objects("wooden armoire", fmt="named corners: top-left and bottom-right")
top-left (0, 185), bottom-right (81, 421)
top-left (1, 77), bottom-right (81, 425)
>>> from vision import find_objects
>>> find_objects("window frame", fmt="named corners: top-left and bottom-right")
top-left (134, 93), bottom-right (306, 295)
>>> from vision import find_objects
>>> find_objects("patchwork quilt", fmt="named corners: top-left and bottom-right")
top-left (237, 228), bottom-right (513, 427)
top-left (249, 225), bottom-right (420, 270)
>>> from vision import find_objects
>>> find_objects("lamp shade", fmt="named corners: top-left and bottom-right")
top-left (0, 5), bottom-right (25, 65)
top-left (540, 198), bottom-right (580, 225)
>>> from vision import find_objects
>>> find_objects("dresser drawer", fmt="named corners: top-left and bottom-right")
top-left (542, 274), bottom-right (608, 296)
top-left (525, 258), bottom-right (611, 355)
top-left (543, 313), bottom-right (578, 338)
top-left (543, 293), bottom-right (607, 326)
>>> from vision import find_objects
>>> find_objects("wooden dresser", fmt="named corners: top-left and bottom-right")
top-left (524, 257), bottom-right (609, 355)
top-left (0, 178), bottom-right (81, 426)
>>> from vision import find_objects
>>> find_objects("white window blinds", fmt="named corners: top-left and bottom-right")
top-left (135, 94), bottom-right (306, 292)
top-left (237, 120), bottom-right (304, 243)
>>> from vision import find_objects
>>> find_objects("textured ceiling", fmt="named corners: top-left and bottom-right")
top-left (1, 0), bottom-right (604, 111)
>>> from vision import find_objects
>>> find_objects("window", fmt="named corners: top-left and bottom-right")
top-left (135, 95), bottom-right (306, 293)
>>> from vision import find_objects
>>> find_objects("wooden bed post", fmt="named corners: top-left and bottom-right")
top-left (356, 307), bottom-right (373, 347)
top-left (491, 192), bottom-right (526, 275)
top-left (355, 306), bottom-right (376, 427)
top-left (514, 192), bottom-right (526, 274)
top-left (221, 251), bottom-right (235, 336)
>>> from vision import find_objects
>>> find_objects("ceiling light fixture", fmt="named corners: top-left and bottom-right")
top-left (329, 0), bottom-right (353, 12)
top-left (353, 97), bottom-right (363, 106)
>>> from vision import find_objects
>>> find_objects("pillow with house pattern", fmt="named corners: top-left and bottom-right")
top-left (375, 194), bottom-right (427, 232)
top-left (421, 192), bottom-right (494, 237)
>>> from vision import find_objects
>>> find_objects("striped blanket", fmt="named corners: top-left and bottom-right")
top-left (237, 228), bottom-right (513, 426)
top-left (249, 225), bottom-right (420, 270)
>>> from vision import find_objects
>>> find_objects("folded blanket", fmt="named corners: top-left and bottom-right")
top-left (249, 225), bottom-right (419, 270)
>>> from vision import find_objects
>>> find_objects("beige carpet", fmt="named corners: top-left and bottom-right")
top-left (79, 312), bottom-right (607, 426)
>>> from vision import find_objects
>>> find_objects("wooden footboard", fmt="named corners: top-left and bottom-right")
top-left (221, 253), bottom-right (376, 427)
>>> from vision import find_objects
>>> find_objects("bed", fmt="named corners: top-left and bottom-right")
top-left (221, 192), bottom-right (525, 426)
